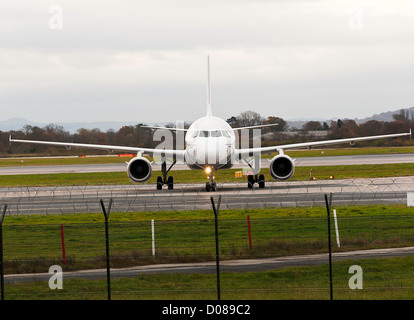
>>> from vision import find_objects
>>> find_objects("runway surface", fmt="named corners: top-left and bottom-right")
top-left (1, 153), bottom-right (414, 175)
top-left (5, 246), bottom-right (414, 283)
top-left (1, 176), bottom-right (414, 214)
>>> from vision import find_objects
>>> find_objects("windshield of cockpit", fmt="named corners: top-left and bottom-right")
top-left (192, 130), bottom-right (232, 138)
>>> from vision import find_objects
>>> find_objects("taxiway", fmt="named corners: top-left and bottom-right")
top-left (0, 153), bottom-right (413, 175)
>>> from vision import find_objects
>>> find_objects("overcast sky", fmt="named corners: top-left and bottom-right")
top-left (1, 0), bottom-right (414, 126)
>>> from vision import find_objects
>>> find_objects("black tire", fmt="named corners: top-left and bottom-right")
top-left (247, 175), bottom-right (254, 189)
top-left (210, 182), bottom-right (216, 192)
top-left (156, 176), bottom-right (163, 190)
top-left (167, 176), bottom-right (174, 190)
top-left (258, 174), bottom-right (265, 188)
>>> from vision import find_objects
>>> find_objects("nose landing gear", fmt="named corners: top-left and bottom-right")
top-left (205, 166), bottom-right (217, 192)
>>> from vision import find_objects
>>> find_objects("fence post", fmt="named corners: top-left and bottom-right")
top-left (100, 198), bottom-right (113, 301)
top-left (324, 193), bottom-right (333, 301)
top-left (151, 219), bottom-right (155, 257)
top-left (60, 224), bottom-right (66, 264)
top-left (0, 204), bottom-right (7, 301)
top-left (210, 195), bottom-right (222, 301)
top-left (247, 215), bottom-right (252, 250)
top-left (333, 209), bottom-right (340, 248)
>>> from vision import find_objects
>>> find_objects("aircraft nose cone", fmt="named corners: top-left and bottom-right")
top-left (193, 138), bottom-right (230, 166)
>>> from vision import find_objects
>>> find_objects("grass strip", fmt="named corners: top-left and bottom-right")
top-left (1, 163), bottom-right (414, 187)
top-left (5, 255), bottom-right (414, 300)
top-left (2, 205), bottom-right (414, 274)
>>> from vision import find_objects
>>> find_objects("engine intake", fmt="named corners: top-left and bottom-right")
top-left (269, 154), bottom-right (295, 181)
top-left (127, 157), bottom-right (152, 183)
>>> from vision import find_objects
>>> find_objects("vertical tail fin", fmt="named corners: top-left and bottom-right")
top-left (206, 55), bottom-right (212, 117)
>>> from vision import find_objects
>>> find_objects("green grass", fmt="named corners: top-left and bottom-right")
top-left (2, 205), bottom-right (414, 274)
top-left (1, 205), bottom-right (414, 300)
top-left (1, 162), bottom-right (414, 187)
top-left (4, 203), bottom-right (414, 224)
top-left (5, 255), bottom-right (414, 300)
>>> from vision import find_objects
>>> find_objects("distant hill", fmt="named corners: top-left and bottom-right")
top-left (355, 107), bottom-right (414, 123)
top-left (1, 106), bottom-right (413, 132)
top-left (287, 107), bottom-right (414, 129)
top-left (0, 118), bottom-right (146, 133)
top-left (0, 118), bottom-right (39, 132)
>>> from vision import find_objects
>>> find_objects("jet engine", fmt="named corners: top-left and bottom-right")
top-left (127, 157), bottom-right (152, 183)
top-left (269, 154), bottom-right (295, 181)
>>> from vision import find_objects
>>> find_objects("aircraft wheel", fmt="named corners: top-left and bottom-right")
top-left (206, 182), bottom-right (216, 192)
top-left (156, 176), bottom-right (163, 190)
top-left (258, 174), bottom-right (265, 188)
top-left (167, 176), bottom-right (174, 190)
top-left (247, 175), bottom-right (254, 189)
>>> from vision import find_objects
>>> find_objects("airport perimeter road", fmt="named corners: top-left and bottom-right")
top-left (5, 246), bottom-right (414, 284)
top-left (1, 153), bottom-right (414, 175)
top-left (1, 176), bottom-right (413, 214)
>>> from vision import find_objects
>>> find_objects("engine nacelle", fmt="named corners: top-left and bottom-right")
top-left (269, 154), bottom-right (295, 181)
top-left (127, 156), bottom-right (152, 183)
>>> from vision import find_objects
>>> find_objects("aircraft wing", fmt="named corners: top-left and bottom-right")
top-left (9, 136), bottom-right (185, 157)
top-left (236, 131), bottom-right (411, 156)
top-left (232, 123), bottom-right (278, 131)
top-left (141, 125), bottom-right (188, 132)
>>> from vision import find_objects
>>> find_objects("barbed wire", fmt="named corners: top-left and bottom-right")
top-left (1, 176), bottom-right (414, 215)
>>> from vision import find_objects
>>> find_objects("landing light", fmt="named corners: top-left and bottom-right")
top-left (205, 167), bottom-right (212, 174)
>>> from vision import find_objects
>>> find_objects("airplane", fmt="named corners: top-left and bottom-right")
top-left (9, 56), bottom-right (412, 192)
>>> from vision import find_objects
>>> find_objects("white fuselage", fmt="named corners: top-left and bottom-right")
top-left (184, 116), bottom-right (236, 170)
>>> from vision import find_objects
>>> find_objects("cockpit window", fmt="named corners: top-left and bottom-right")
top-left (222, 130), bottom-right (231, 137)
top-left (210, 130), bottom-right (222, 137)
top-left (195, 130), bottom-right (231, 138)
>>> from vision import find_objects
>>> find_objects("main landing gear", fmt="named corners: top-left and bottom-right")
top-left (241, 154), bottom-right (265, 189)
top-left (157, 159), bottom-right (176, 190)
top-left (205, 167), bottom-right (217, 192)
top-left (247, 174), bottom-right (265, 189)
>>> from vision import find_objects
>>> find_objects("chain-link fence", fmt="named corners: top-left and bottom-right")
top-left (1, 189), bottom-right (414, 300)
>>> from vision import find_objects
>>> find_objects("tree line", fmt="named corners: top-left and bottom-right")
top-left (0, 109), bottom-right (413, 156)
